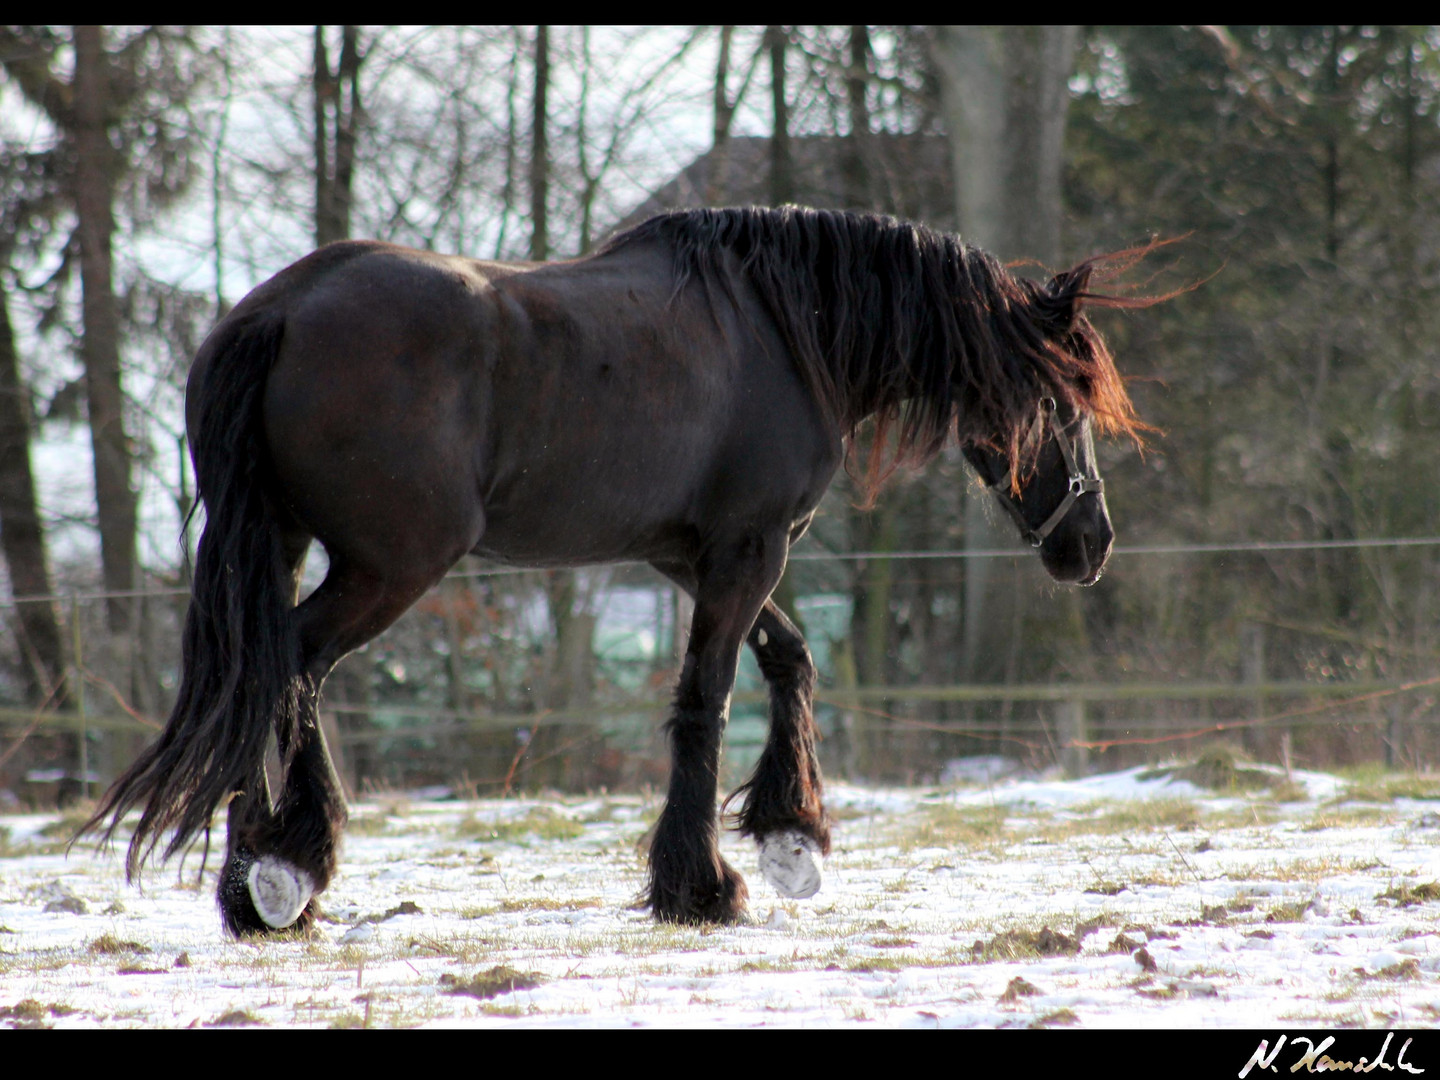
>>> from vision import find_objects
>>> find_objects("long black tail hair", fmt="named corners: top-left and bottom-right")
top-left (81, 311), bottom-right (310, 879)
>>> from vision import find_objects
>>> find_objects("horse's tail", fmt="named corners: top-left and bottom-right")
top-left (81, 310), bottom-right (308, 880)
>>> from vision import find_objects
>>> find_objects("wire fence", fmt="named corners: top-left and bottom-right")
top-left (5, 534), bottom-right (1440, 605)
top-left (2, 533), bottom-right (1438, 803)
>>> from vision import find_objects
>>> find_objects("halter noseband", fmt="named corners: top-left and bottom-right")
top-left (987, 397), bottom-right (1104, 549)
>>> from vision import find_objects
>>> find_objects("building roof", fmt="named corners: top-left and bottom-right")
top-left (610, 134), bottom-right (956, 238)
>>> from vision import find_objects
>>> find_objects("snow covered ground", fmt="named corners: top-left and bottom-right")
top-left (3, 761), bottom-right (1440, 1029)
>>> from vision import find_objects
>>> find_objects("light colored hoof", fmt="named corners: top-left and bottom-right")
top-left (247, 856), bottom-right (314, 929)
top-left (757, 829), bottom-right (823, 899)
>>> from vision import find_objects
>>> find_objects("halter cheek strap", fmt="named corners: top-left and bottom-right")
top-left (987, 398), bottom-right (1105, 549)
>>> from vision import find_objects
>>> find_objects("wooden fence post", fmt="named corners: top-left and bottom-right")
top-left (72, 592), bottom-right (88, 801)
top-left (1384, 700), bottom-right (1401, 770)
top-left (1240, 621), bottom-right (1265, 757)
top-left (1057, 697), bottom-right (1087, 778)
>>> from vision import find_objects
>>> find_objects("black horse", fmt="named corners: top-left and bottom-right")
top-left (83, 206), bottom-right (1146, 933)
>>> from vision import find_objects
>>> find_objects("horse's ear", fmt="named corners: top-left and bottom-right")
top-left (1041, 264), bottom-right (1093, 336)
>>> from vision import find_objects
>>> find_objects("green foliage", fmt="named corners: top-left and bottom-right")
top-left (1054, 26), bottom-right (1440, 770)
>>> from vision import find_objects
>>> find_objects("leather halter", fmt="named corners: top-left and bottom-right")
top-left (987, 397), bottom-right (1104, 548)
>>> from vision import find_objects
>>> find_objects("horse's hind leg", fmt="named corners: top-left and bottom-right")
top-left (217, 521), bottom-right (314, 935)
top-left (220, 547), bottom-right (462, 934)
top-left (726, 601), bottom-right (830, 899)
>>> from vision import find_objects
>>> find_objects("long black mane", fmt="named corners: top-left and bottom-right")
top-left (604, 206), bottom-right (1141, 497)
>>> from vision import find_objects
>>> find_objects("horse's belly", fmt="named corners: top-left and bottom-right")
top-left (473, 466), bottom-right (695, 567)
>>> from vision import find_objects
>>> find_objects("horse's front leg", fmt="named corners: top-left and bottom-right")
top-left (727, 600), bottom-right (830, 899)
top-left (647, 536), bottom-right (786, 924)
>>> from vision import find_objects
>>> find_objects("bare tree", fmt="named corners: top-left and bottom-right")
top-left (72, 26), bottom-right (138, 632)
top-left (530, 25), bottom-right (550, 261)
top-left (709, 26), bottom-right (738, 205)
top-left (0, 134), bottom-right (67, 706)
top-left (767, 26), bottom-right (794, 205)
top-left (572, 27), bottom-right (704, 252)
top-left (841, 25), bottom-right (875, 210)
top-left (0, 288), bottom-right (65, 703)
top-left (0, 26), bottom-right (207, 634)
top-left (706, 27), bottom-right (764, 205)
top-left (313, 26), bottom-right (365, 248)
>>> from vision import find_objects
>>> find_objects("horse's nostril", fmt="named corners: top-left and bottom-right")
top-left (1086, 536), bottom-right (1113, 583)
top-left (1085, 516), bottom-right (1114, 564)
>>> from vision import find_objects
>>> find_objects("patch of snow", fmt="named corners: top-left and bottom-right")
top-left (2, 772), bottom-right (1439, 1029)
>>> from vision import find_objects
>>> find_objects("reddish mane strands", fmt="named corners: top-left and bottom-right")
top-left (1054, 234), bottom-right (1206, 448)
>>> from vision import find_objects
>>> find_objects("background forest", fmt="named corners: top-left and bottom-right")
top-left (1, 26), bottom-right (1438, 805)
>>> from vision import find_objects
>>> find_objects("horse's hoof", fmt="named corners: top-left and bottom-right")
top-left (247, 855), bottom-right (314, 929)
top-left (757, 829), bottom-right (822, 899)
top-left (647, 858), bottom-right (750, 925)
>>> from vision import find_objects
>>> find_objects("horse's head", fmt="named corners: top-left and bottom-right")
top-left (963, 393), bottom-right (1113, 585)
top-left (958, 262), bottom-right (1141, 586)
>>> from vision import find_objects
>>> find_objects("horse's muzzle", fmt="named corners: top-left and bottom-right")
top-left (1040, 511), bottom-right (1113, 586)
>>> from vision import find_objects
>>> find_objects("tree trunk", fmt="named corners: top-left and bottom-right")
top-left (0, 282), bottom-right (66, 703)
top-left (930, 25), bottom-right (1076, 265)
top-left (73, 24), bottom-right (138, 634)
top-left (530, 25), bottom-right (550, 261)
top-left (707, 25), bottom-right (735, 204)
top-left (767, 26), bottom-right (793, 206)
top-left (313, 25), bottom-right (363, 248)
top-left (850, 497), bottom-right (900, 687)
top-left (930, 26), bottom-right (1079, 684)
top-left (842, 25), bottom-right (874, 210)
top-left (310, 24), bottom-right (371, 787)
top-left (544, 569), bottom-right (595, 710)
top-left (522, 26), bottom-right (590, 715)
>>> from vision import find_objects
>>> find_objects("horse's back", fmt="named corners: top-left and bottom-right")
top-left (474, 245), bottom-right (839, 563)
top-left (192, 236), bottom-right (838, 571)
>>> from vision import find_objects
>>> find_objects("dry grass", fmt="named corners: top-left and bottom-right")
top-left (898, 805), bottom-right (1007, 853)
top-left (1377, 881), bottom-right (1440, 907)
top-left (86, 933), bottom-right (149, 956)
top-left (1302, 807), bottom-right (1395, 831)
top-left (440, 965), bottom-right (544, 999)
top-left (970, 926), bottom-right (1080, 962)
top-left (1343, 776), bottom-right (1440, 802)
top-left (5, 777), bottom-right (1440, 1028)
top-left (454, 808), bottom-right (585, 843)
top-left (1138, 746), bottom-right (1275, 794)
top-left (1038, 798), bottom-right (1202, 841)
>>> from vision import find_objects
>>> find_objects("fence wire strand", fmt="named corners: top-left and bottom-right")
top-left (4, 533), bottom-right (1440, 789)
top-left (5, 534), bottom-right (1440, 606)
